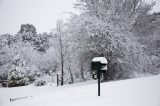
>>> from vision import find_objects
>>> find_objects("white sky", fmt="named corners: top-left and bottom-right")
top-left (0, 0), bottom-right (159, 35)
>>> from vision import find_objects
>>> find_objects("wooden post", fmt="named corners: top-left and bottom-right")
top-left (52, 74), bottom-right (54, 83)
top-left (57, 74), bottom-right (59, 86)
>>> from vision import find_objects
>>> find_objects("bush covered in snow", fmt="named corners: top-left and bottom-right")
top-left (6, 54), bottom-right (31, 87)
top-left (8, 77), bottom-right (29, 87)
top-left (7, 65), bottom-right (30, 87)
top-left (34, 79), bottom-right (46, 86)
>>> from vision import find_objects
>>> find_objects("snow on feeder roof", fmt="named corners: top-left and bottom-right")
top-left (92, 57), bottom-right (108, 64)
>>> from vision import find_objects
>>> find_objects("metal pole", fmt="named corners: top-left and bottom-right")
top-left (97, 70), bottom-right (100, 96)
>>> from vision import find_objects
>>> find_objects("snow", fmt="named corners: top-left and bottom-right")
top-left (0, 75), bottom-right (160, 106)
top-left (92, 57), bottom-right (108, 64)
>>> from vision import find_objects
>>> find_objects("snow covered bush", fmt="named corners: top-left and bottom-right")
top-left (8, 66), bottom-right (29, 87)
top-left (7, 54), bottom-right (30, 87)
top-left (34, 79), bottom-right (46, 86)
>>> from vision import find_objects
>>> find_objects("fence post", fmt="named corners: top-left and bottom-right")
top-left (57, 74), bottom-right (59, 86)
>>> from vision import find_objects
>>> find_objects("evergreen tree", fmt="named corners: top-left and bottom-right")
top-left (7, 54), bottom-right (29, 87)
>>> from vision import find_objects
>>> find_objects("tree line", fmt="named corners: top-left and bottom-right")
top-left (0, 0), bottom-right (160, 87)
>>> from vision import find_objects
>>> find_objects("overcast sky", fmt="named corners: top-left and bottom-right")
top-left (0, 0), bottom-right (159, 35)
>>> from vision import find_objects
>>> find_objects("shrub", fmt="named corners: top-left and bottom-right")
top-left (8, 66), bottom-right (30, 87)
top-left (8, 76), bottom-right (30, 87)
top-left (34, 79), bottom-right (46, 86)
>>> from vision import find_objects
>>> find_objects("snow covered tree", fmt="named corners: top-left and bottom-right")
top-left (19, 24), bottom-right (36, 35)
top-left (133, 12), bottom-right (160, 73)
top-left (7, 54), bottom-right (29, 87)
top-left (54, 20), bottom-right (69, 85)
top-left (31, 33), bottom-right (50, 52)
top-left (0, 34), bottom-right (15, 79)
top-left (67, 0), bottom-right (155, 80)
top-left (16, 24), bottom-right (50, 52)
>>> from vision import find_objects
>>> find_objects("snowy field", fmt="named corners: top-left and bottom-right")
top-left (0, 75), bottom-right (160, 106)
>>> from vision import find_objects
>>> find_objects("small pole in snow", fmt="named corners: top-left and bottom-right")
top-left (97, 70), bottom-right (100, 96)
top-left (57, 74), bottom-right (59, 86)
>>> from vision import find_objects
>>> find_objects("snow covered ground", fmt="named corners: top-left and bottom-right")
top-left (0, 75), bottom-right (160, 106)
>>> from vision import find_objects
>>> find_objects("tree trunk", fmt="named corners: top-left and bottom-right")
top-left (69, 67), bottom-right (74, 83)
top-left (60, 46), bottom-right (64, 85)
top-left (80, 66), bottom-right (85, 81)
